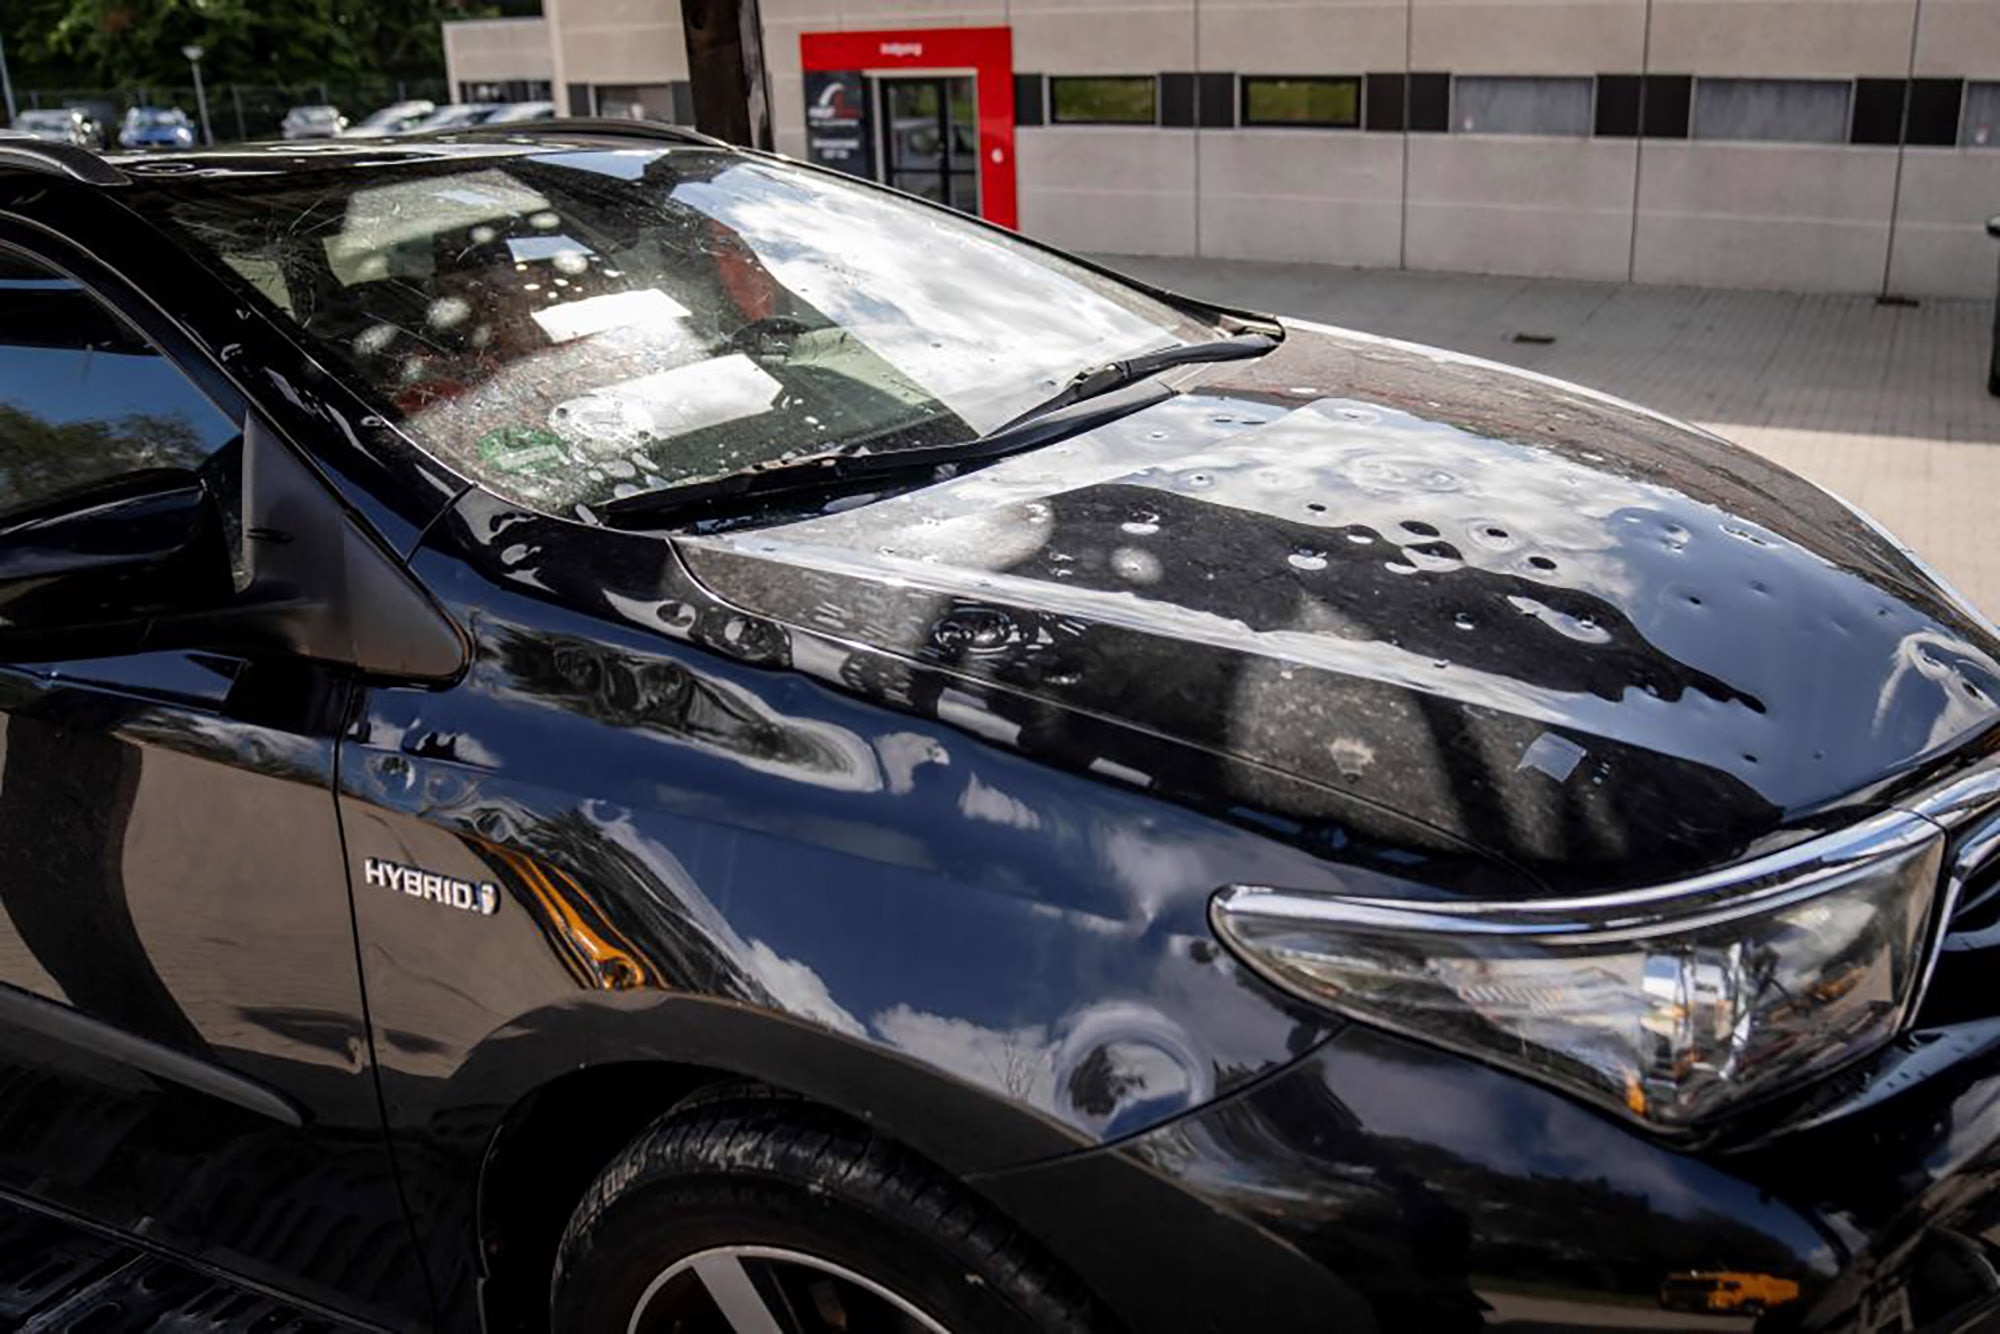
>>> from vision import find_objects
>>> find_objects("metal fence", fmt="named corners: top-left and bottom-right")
top-left (12, 78), bottom-right (452, 144)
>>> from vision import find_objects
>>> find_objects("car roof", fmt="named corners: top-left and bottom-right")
top-left (0, 121), bottom-right (724, 189)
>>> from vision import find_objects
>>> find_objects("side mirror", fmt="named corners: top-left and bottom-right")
top-left (0, 418), bottom-right (466, 682)
top-left (217, 415), bottom-right (467, 682)
top-left (0, 467), bottom-right (235, 654)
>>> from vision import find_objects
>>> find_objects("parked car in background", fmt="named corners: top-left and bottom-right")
top-left (279, 105), bottom-right (346, 140)
top-left (10, 109), bottom-right (94, 148)
top-left (342, 98), bottom-right (434, 138)
top-left (116, 107), bottom-right (193, 151)
top-left (480, 99), bottom-right (557, 124)
top-left (405, 102), bottom-right (500, 133)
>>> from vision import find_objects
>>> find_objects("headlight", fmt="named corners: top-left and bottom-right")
top-left (1212, 810), bottom-right (1945, 1132)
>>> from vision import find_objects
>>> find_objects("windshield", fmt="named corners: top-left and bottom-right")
top-left (128, 108), bottom-right (186, 128)
top-left (152, 146), bottom-right (1215, 517)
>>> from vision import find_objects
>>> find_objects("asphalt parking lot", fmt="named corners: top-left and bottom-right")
top-left (1095, 254), bottom-right (2000, 620)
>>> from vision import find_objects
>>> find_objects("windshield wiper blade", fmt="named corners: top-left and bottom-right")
top-left (596, 331), bottom-right (1280, 530)
top-left (998, 331), bottom-right (1278, 430)
top-left (597, 377), bottom-right (1181, 530)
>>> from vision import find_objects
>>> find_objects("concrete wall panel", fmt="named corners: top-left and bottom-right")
top-left (1010, 6), bottom-right (1195, 74)
top-left (1197, 3), bottom-right (1409, 75)
top-left (559, 26), bottom-right (687, 85)
top-left (837, 6), bottom-right (1008, 28)
top-left (1915, 0), bottom-right (2000, 76)
top-left (1632, 143), bottom-right (1898, 290)
top-left (1197, 131), bottom-right (1404, 265)
top-left (1017, 127), bottom-right (1197, 253)
top-left (441, 19), bottom-right (552, 87)
top-left (1885, 151), bottom-right (2000, 297)
top-left (1411, 1), bottom-right (1647, 75)
top-left (1649, 0), bottom-right (1919, 79)
top-left (1405, 136), bottom-right (1638, 280)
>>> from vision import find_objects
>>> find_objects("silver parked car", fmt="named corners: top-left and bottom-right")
top-left (280, 105), bottom-right (346, 140)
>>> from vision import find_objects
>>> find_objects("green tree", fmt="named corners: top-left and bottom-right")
top-left (0, 0), bottom-right (500, 88)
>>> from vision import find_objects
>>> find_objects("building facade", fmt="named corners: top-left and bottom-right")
top-left (444, 0), bottom-right (2000, 298)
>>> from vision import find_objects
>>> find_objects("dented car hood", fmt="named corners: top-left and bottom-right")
top-left (678, 320), bottom-right (2000, 892)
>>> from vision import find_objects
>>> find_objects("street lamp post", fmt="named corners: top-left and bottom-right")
top-left (0, 35), bottom-right (16, 125)
top-left (182, 44), bottom-right (212, 146)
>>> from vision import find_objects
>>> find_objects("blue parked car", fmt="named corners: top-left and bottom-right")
top-left (117, 106), bottom-right (193, 150)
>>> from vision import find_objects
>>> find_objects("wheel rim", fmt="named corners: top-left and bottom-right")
top-left (628, 1244), bottom-right (955, 1334)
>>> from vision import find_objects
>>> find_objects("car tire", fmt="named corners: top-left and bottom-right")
top-left (551, 1088), bottom-right (1104, 1334)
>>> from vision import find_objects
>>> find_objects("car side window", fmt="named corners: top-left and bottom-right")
top-left (0, 247), bottom-right (240, 522)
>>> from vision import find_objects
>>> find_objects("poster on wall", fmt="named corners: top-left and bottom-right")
top-left (804, 70), bottom-right (875, 179)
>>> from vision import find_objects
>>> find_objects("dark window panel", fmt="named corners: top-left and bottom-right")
top-left (1596, 74), bottom-right (1641, 137)
top-left (1908, 78), bottom-right (1963, 146)
top-left (1160, 72), bottom-right (1197, 128)
top-left (1241, 76), bottom-right (1361, 128)
top-left (1014, 73), bottom-right (1045, 127)
top-left (1409, 72), bottom-right (1450, 132)
top-left (1196, 72), bottom-right (1235, 128)
top-left (1049, 76), bottom-right (1157, 125)
top-left (567, 83), bottom-right (592, 117)
top-left (1365, 72), bottom-right (1405, 131)
top-left (1852, 78), bottom-right (1905, 145)
top-left (1641, 74), bottom-right (1692, 137)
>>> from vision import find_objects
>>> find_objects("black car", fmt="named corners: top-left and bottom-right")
top-left (0, 123), bottom-right (1997, 1334)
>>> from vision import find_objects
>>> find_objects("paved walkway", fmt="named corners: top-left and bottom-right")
top-left (1095, 255), bottom-right (2000, 618)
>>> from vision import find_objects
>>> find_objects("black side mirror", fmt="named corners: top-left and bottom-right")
top-left (0, 466), bottom-right (235, 655)
top-left (0, 420), bottom-right (466, 681)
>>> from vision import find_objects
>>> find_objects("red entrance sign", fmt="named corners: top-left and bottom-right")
top-left (798, 26), bottom-right (1017, 230)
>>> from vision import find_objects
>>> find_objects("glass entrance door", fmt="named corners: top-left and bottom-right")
top-left (879, 77), bottom-right (978, 214)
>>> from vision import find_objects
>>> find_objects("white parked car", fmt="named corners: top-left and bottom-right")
top-left (12, 109), bottom-right (96, 148)
top-left (342, 100), bottom-right (435, 138)
top-left (479, 100), bottom-right (558, 125)
top-left (405, 103), bottom-right (501, 133)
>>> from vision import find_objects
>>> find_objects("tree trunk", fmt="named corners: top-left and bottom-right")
top-left (680, 0), bottom-right (773, 150)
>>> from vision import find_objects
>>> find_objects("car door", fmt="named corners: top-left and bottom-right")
top-left (0, 241), bottom-right (431, 1326)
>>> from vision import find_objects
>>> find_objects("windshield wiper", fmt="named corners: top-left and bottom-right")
top-left (996, 331), bottom-right (1278, 429)
top-left (596, 331), bottom-right (1279, 531)
top-left (597, 381), bottom-right (1175, 530)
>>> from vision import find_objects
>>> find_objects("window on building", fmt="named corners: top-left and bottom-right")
top-left (1049, 77), bottom-right (1156, 126)
top-left (594, 83), bottom-right (680, 125)
top-left (1693, 79), bottom-right (1850, 144)
top-left (1964, 82), bottom-right (2000, 147)
top-left (1452, 76), bottom-right (1593, 136)
top-left (1241, 77), bottom-right (1361, 128)
top-left (1907, 79), bottom-right (1964, 146)
top-left (461, 80), bottom-right (554, 105)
